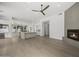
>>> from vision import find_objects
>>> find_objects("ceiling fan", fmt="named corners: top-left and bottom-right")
top-left (32, 4), bottom-right (50, 16)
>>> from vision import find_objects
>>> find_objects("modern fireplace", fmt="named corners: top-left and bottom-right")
top-left (67, 29), bottom-right (79, 41)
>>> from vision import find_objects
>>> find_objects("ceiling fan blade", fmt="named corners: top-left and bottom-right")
top-left (41, 11), bottom-right (45, 16)
top-left (42, 5), bottom-right (49, 11)
top-left (32, 10), bottom-right (40, 12)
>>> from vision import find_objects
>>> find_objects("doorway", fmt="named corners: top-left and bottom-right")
top-left (43, 21), bottom-right (49, 37)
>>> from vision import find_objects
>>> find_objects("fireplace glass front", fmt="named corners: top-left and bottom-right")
top-left (67, 29), bottom-right (79, 41)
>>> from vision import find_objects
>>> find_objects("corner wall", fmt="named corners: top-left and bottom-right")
top-left (64, 3), bottom-right (79, 48)
top-left (65, 3), bottom-right (79, 37)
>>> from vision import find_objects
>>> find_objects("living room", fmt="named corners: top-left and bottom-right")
top-left (0, 2), bottom-right (79, 57)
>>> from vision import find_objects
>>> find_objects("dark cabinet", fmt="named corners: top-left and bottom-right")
top-left (0, 33), bottom-right (5, 39)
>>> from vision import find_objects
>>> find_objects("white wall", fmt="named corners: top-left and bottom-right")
top-left (50, 13), bottom-right (64, 40)
top-left (36, 13), bottom-right (64, 40)
top-left (35, 23), bottom-right (42, 35)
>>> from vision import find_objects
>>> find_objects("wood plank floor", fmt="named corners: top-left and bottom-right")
top-left (0, 36), bottom-right (79, 57)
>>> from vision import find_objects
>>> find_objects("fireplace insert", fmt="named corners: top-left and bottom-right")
top-left (67, 29), bottom-right (79, 41)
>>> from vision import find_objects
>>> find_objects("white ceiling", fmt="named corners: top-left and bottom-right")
top-left (0, 2), bottom-right (75, 23)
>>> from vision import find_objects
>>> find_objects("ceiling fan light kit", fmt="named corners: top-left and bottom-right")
top-left (32, 4), bottom-right (50, 16)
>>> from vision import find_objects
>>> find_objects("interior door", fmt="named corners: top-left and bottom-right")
top-left (43, 21), bottom-right (49, 37)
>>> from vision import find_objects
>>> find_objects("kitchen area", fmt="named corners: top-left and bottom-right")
top-left (0, 24), bottom-right (9, 39)
top-left (0, 22), bottom-right (37, 40)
